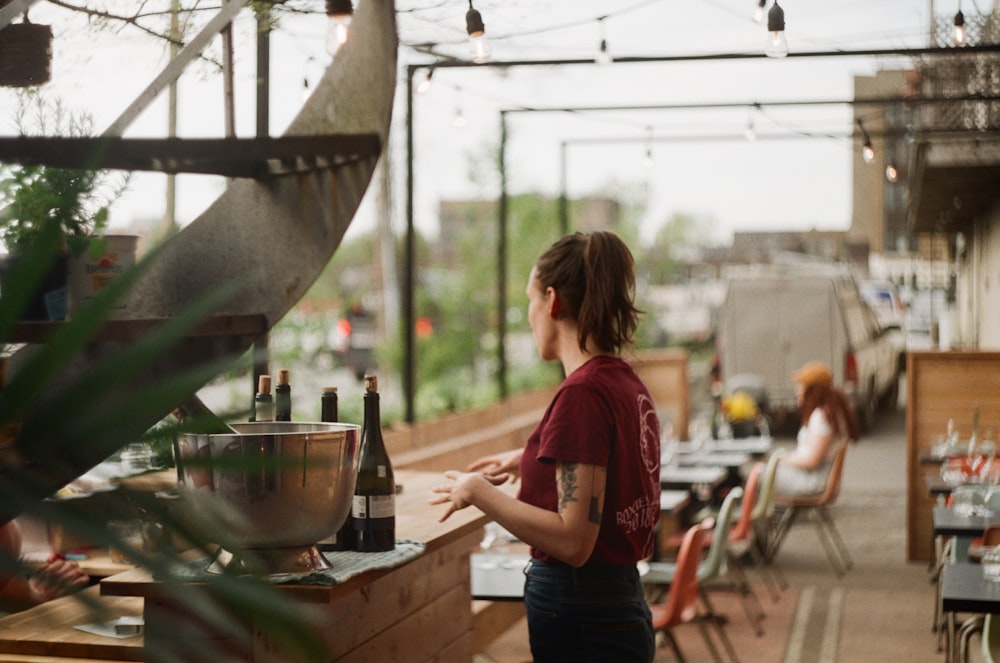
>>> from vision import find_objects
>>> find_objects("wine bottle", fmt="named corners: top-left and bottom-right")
top-left (352, 375), bottom-right (395, 552)
top-left (254, 374), bottom-right (275, 423)
top-left (321, 386), bottom-right (339, 423)
top-left (317, 386), bottom-right (355, 552)
top-left (275, 368), bottom-right (292, 422)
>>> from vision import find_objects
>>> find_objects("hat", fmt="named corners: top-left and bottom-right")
top-left (792, 361), bottom-right (833, 388)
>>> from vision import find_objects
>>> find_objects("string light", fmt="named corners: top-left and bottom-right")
top-left (858, 119), bottom-right (875, 163)
top-left (745, 114), bottom-right (757, 141)
top-left (453, 86), bottom-right (467, 127)
top-left (885, 163), bottom-right (899, 182)
top-left (466, 1), bottom-right (492, 63)
top-left (643, 126), bottom-right (654, 169)
top-left (596, 17), bottom-right (612, 65)
top-left (325, 0), bottom-right (353, 56)
top-left (953, 6), bottom-right (967, 46)
top-left (417, 68), bottom-right (434, 94)
top-left (765, 1), bottom-right (788, 58)
top-left (753, 0), bottom-right (767, 23)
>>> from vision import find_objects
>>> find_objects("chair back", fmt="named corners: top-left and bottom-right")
top-left (985, 613), bottom-right (1000, 663)
top-left (752, 448), bottom-right (786, 522)
top-left (698, 486), bottom-right (743, 580)
top-left (729, 463), bottom-right (763, 543)
top-left (777, 439), bottom-right (849, 508)
top-left (657, 519), bottom-right (711, 628)
top-left (818, 439), bottom-right (849, 505)
top-left (984, 525), bottom-right (1000, 548)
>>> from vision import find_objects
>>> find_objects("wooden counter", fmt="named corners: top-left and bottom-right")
top-left (0, 470), bottom-right (502, 663)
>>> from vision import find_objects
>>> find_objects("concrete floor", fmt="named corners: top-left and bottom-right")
top-left (477, 377), bottom-right (950, 663)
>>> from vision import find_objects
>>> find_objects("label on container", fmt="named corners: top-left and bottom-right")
top-left (352, 494), bottom-right (395, 519)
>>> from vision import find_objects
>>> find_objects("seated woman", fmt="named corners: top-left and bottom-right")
top-left (774, 361), bottom-right (860, 497)
top-left (0, 520), bottom-right (90, 613)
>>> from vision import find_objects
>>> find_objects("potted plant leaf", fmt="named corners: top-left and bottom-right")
top-left (0, 93), bottom-right (129, 321)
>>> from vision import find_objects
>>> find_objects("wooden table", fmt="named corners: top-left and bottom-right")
top-left (675, 437), bottom-right (773, 456)
top-left (0, 470), bottom-right (500, 663)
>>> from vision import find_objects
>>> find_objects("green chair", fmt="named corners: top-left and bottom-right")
top-left (751, 448), bottom-right (788, 599)
top-left (983, 613), bottom-right (1000, 663)
top-left (643, 485), bottom-right (766, 636)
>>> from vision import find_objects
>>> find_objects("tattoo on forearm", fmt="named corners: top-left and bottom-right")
top-left (559, 462), bottom-right (579, 511)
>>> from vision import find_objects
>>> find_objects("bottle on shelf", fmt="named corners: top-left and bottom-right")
top-left (317, 386), bottom-right (355, 552)
top-left (275, 368), bottom-right (292, 422)
top-left (352, 374), bottom-right (395, 552)
top-left (253, 374), bottom-right (275, 423)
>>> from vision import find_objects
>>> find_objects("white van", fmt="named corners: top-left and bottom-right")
top-left (713, 267), bottom-right (903, 431)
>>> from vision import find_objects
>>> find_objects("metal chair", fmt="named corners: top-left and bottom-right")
top-left (766, 439), bottom-right (853, 576)
top-left (649, 519), bottom-right (740, 663)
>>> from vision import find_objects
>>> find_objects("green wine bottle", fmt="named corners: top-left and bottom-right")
top-left (318, 386), bottom-right (356, 552)
top-left (275, 368), bottom-right (292, 422)
top-left (352, 375), bottom-right (395, 552)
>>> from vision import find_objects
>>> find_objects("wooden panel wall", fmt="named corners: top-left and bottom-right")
top-left (631, 349), bottom-right (690, 441)
top-left (906, 350), bottom-right (1000, 561)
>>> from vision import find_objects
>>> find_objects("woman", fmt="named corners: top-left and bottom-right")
top-left (430, 231), bottom-right (661, 662)
top-left (774, 361), bottom-right (860, 497)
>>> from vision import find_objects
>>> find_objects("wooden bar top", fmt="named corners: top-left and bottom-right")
top-left (0, 587), bottom-right (144, 661)
top-left (0, 469), bottom-right (500, 661)
top-left (101, 469), bottom-right (496, 602)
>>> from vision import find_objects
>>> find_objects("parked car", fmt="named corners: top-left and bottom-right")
top-left (713, 266), bottom-right (903, 431)
top-left (859, 279), bottom-right (907, 370)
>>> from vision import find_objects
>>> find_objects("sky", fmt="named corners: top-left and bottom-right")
top-left (0, 0), bottom-right (995, 248)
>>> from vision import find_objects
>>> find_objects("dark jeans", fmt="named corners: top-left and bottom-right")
top-left (523, 559), bottom-right (655, 663)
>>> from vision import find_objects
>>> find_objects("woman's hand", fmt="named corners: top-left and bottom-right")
top-left (466, 448), bottom-right (523, 482)
top-left (429, 471), bottom-right (509, 522)
top-left (28, 554), bottom-right (89, 603)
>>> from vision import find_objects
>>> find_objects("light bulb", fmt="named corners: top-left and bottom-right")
top-left (326, 13), bottom-right (351, 55)
top-left (469, 33), bottom-right (492, 63)
top-left (453, 108), bottom-right (466, 128)
top-left (416, 71), bottom-right (433, 95)
top-left (597, 39), bottom-right (612, 65)
top-left (862, 142), bottom-right (875, 164)
top-left (765, 2), bottom-right (788, 58)
top-left (745, 121), bottom-right (757, 141)
top-left (953, 10), bottom-right (967, 46)
top-left (885, 163), bottom-right (899, 182)
top-left (643, 147), bottom-right (654, 170)
top-left (466, 6), bottom-right (492, 63)
top-left (753, 0), bottom-right (766, 23)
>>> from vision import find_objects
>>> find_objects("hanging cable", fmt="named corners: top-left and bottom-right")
top-left (466, 1), bottom-right (492, 63)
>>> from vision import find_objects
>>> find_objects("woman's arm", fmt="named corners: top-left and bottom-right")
top-left (431, 460), bottom-right (606, 567)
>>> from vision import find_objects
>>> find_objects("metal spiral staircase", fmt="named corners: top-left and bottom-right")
top-left (0, 0), bottom-right (398, 517)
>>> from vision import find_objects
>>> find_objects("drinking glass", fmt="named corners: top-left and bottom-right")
top-left (984, 546), bottom-right (1000, 582)
top-left (952, 485), bottom-right (985, 518)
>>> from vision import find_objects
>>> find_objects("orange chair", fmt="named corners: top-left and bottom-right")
top-left (650, 519), bottom-right (740, 663)
top-left (766, 439), bottom-right (852, 576)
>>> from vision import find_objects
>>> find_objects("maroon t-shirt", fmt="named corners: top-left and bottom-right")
top-left (518, 355), bottom-right (661, 565)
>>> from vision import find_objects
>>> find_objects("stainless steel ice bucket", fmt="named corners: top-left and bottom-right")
top-left (173, 421), bottom-right (359, 575)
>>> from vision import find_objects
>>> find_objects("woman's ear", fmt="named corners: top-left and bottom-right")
top-left (547, 288), bottom-right (561, 319)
